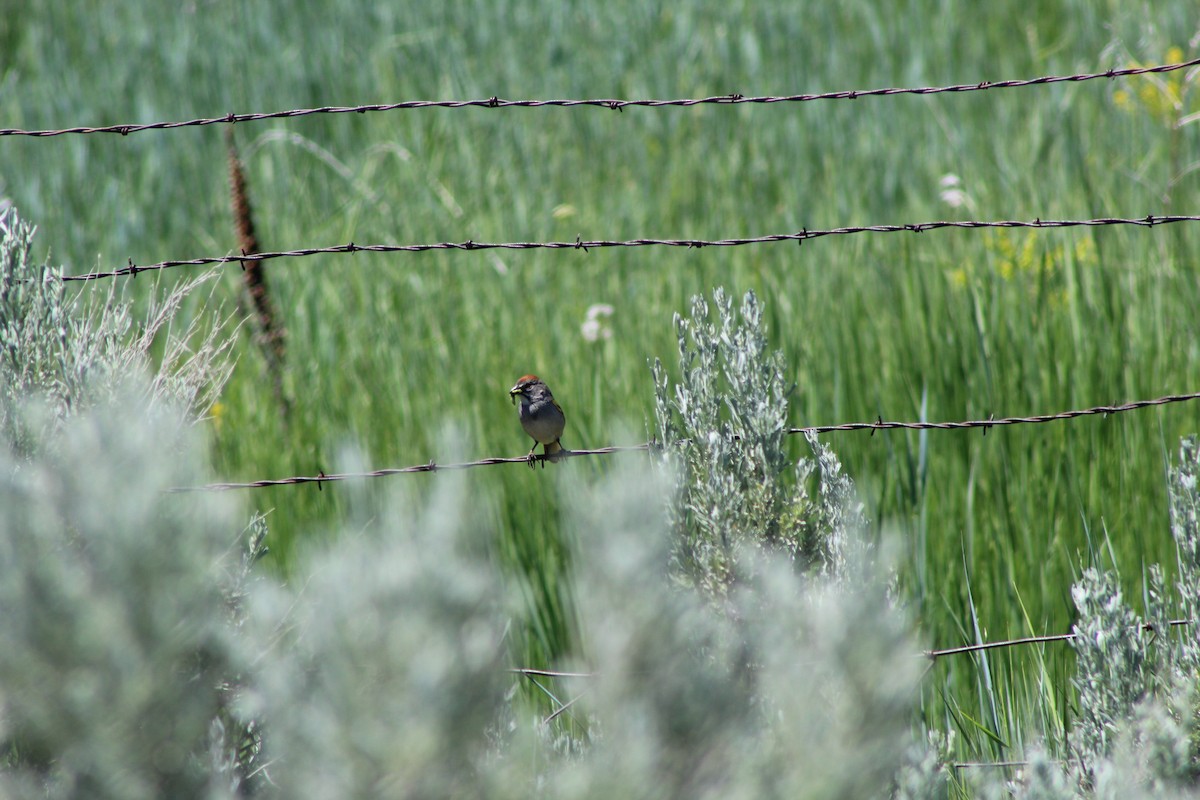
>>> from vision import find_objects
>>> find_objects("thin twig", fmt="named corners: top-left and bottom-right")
top-left (508, 668), bottom-right (596, 679)
top-left (543, 691), bottom-right (588, 726)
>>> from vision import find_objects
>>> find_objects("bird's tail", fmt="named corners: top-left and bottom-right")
top-left (544, 440), bottom-right (563, 456)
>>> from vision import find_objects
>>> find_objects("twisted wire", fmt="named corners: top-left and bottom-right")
top-left (62, 214), bottom-right (1200, 282)
top-left (4, 58), bottom-right (1197, 138)
top-left (171, 390), bottom-right (1200, 491)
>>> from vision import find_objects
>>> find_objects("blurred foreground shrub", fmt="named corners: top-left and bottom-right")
top-left (0, 212), bottom-right (950, 798)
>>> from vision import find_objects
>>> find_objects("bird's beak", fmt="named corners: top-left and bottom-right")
top-left (509, 385), bottom-right (521, 403)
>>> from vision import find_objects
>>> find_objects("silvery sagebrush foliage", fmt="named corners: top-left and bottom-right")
top-left (207, 514), bottom-right (271, 796)
top-left (973, 437), bottom-right (1200, 799)
top-left (651, 288), bottom-right (863, 597)
top-left (0, 385), bottom-right (248, 800)
top-left (0, 206), bottom-right (235, 456)
top-left (1069, 567), bottom-right (1153, 776)
top-left (891, 731), bottom-right (953, 800)
top-left (1169, 437), bottom-right (1200, 673)
top-left (1098, 685), bottom-right (1200, 797)
top-left (971, 748), bottom-right (1074, 800)
top-left (1067, 437), bottom-right (1200, 795)
top-left (0, 205), bottom-right (259, 797)
top-left (242, 467), bottom-right (515, 800)
top-left (531, 462), bottom-right (922, 800)
top-left (207, 445), bottom-right (924, 800)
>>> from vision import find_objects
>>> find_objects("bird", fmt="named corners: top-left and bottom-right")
top-left (509, 375), bottom-right (566, 468)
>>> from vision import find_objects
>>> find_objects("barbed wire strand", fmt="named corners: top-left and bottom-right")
top-left (505, 619), bottom-right (1194, 684)
top-left (170, 390), bottom-right (1200, 492)
top-left (508, 618), bottom-right (1196, 738)
top-left (923, 618), bottom-right (1191, 661)
top-left (4, 58), bottom-right (1198, 139)
top-left (61, 214), bottom-right (1200, 282)
top-left (792, 390), bottom-right (1200, 434)
top-left (168, 445), bottom-right (652, 491)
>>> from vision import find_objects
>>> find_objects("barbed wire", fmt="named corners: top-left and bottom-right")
top-left (506, 619), bottom-right (1195, 683)
top-left (168, 444), bottom-right (651, 491)
top-left (4, 58), bottom-right (1198, 139)
top-left (171, 390), bottom-right (1200, 491)
top-left (923, 618), bottom-right (1192, 661)
top-left (793, 390), bottom-right (1200, 434)
top-left (61, 214), bottom-right (1200, 282)
top-left (507, 618), bottom-right (1196, 733)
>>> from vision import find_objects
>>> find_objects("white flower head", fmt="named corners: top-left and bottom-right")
top-left (938, 174), bottom-right (969, 209)
top-left (581, 303), bottom-right (615, 342)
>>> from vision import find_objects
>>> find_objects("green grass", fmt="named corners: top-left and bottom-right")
top-left (3, 0), bottom-right (1199, 770)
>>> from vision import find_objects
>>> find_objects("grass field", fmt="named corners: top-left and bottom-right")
top-left (3, 0), bottom-right (1199, 774)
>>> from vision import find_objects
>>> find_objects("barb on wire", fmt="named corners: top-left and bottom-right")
top-left (172, 390), bottom-right (1200, 492)
top-left (4, 59), bottom-right (1198, 138)
top-left (62, 214), bottom-right (1200, 282)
